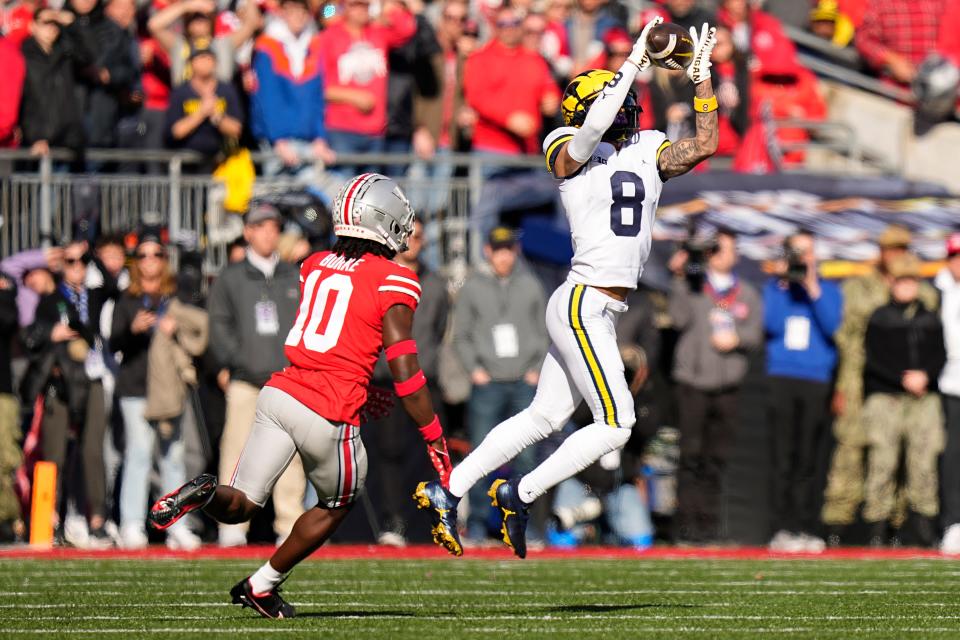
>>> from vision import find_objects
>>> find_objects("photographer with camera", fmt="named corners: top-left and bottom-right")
top-left (668, 228), bottom-right (762, 544)
top-left (763, 230), bottom-right (842, 553)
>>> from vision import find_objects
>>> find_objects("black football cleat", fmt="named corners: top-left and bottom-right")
top-left (489, 478), bottom-right (530, 559)
top-left (413, 480), bottom-right (463, 556)
top-left (148, 474), bottom-right (217, 530)
top-left (231, 577), bottom-right (296, 619)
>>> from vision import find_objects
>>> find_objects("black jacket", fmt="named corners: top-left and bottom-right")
top-left (84, 17), bottom-right (140, 147)
top-left (21, 285), bottom-right (107, 416)
top-left (19, 30), bottom-right (89, 149)
top-left (386, 14), bottom-right (441, 139)
top-left (0, 275), bottom-right (18, 396)
top-left (110, 291), bottom-right (170, 398)
top-left (864, 300), bottom-right (947, 397)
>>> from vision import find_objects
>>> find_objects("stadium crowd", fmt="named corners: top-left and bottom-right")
top-left (0, 0), bottom-right (958, 173)
top-left (1, 209), bottom-right (959, 555)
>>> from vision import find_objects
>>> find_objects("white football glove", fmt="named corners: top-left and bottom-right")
top-left (686, 22), bottom-right (717, 85)
top-left (628, 15), bottom-right (664, 71)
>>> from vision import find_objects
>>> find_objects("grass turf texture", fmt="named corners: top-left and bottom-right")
top-left (3, 556), bottom-right (960, 639)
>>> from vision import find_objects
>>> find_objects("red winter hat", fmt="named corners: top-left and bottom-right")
top-left (754, 32), bottom-right (800, 78)
top-left (947, 232), bottom-right (960, 256)
top-left (603, 27), bottom-right (631, 49)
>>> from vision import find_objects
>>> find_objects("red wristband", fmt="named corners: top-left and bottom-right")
top-left (385, 339), bottom-right (418, 361)
top-left (419, 415), bottom-right (443, 441)
top-left (394, 370), bottom-right (426, 397)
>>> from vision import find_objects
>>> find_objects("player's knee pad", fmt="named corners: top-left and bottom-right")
top-left (559, 423), bottom-right (632, 473)
top-left (616, 408), bottom-right (636, 431)
top-left (602, 425), bottom-right (632, 452)
top-left (527, 406), bottom-right (568, 437)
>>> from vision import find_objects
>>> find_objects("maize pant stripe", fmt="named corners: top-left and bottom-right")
top-left (568, 285), bottom-right (618, 427)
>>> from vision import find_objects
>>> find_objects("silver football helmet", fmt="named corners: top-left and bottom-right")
top-left (332, 173), bottom-right (416, 252)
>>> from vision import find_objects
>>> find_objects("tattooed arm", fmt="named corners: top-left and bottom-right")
top-left (657, 78), bottom-right (719, 180)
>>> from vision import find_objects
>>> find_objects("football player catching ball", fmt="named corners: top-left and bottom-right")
top-left (415, 17), bottom-right (719, 559)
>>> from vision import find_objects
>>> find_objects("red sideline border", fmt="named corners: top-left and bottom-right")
top-left (1, 544), bottom-right (957, 561)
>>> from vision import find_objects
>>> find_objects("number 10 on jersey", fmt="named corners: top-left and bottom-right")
top-left (285, 271), bottom-right (353, 352)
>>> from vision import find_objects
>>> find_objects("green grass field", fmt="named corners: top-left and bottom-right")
top-left (4, 556), bottom-right (960, 639)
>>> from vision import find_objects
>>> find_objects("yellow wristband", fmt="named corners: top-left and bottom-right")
top-left (694, 96), bottom-right (719, 113)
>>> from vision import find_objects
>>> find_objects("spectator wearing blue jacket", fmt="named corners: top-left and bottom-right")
top-left (250, 0), bottom-right (336, 180)
top-left (764, 231), bottom-right (843, 553)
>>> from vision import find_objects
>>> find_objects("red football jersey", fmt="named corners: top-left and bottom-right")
top-left (266, 250), bottom-right (420, 425)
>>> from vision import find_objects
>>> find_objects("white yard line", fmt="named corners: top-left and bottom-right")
top-left (6, 626), bottom-right (960, 635)
top-left (3, 608), bottom-right (960, 625)
top-left (4, 587), bottom-right (960, 602)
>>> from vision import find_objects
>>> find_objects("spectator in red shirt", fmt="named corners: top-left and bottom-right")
top-left (839, 0), bottom-right (869, 27)
top-left (0, 34), bottom-right (24, 148)
top-left (462, 5), bottom-right (559, 159)
top-left (137, 32), bottom-right (173, 163)
top-left (1, 0), bottom-right (37, 46)
top-left (856, 0), bottom-right (946, 85)
top-left (939, 0), bottom-right (960, 68)
top-left (735, 44), bottom-right (827, 171)
top-left (321, 0), bottom-right (416, 174)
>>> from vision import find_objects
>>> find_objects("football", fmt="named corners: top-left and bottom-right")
top-left (645, 22), bottom-right (695, 71)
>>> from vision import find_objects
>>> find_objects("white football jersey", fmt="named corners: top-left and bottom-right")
top-left (543, 126), bottom-right (670, 289)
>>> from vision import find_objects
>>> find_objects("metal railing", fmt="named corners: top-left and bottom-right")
top-left (769, 118), bottom-right (864, 171)
top-left (0, 149), bottom-right (548, 279)
top-left (784, 24), bottom-right (863, 70)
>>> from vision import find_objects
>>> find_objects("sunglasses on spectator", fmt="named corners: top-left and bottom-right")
top-left (136, 250), bottom-right (166, 260)
top-left (65, 256), bottom-right (90, 266)
top-left (37, 18), bottom-right (60, 26)
top-left (497, 18), bottom-right (521, 27)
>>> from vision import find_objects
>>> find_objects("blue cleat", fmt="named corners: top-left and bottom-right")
top-left (488, 478), bottom-right (530, 559)
top-left (413, 480), bottom-right (463, 557)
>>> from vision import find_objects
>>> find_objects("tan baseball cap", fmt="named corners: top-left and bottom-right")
top-left (878, 224), bottom-right (912, 248)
